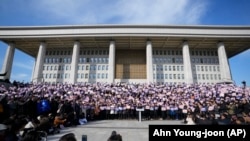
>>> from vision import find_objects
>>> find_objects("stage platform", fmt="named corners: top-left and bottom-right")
top-left (47, 119), bottom-right (184, 141)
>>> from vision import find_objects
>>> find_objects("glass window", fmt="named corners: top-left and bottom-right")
top-left (169, 74), bottom-right (172, 79)
top-left (198, 74), bottom-right (200, 80)
top-left (181, 66), bottom-right (184, 71)
top-left (213, 66), bottom-right (216, 71)
top-left (178, 74), bottom-right (180, 79)
top-left (165, 65), bottom-right (168, 71)
top-left (177, 66), bottom-right (180, 71)
top-left (165, 74), bottom-right (168, 79)
top-left (197, 66), bottom-right (200, 71)
top-left (157, 74), bottom-right (160, 79)
top-left (106, 65), bottom-right (108, 70)
top-left (172, 58), bottom-right (175, 63)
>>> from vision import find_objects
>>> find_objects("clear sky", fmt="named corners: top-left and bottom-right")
top-left (0, 0), bottom-right (249, 86)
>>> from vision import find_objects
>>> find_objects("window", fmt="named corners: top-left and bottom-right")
top-left (53, 74), bottom-right (56, 78)
top-left (172, 58), bottom-right (175, 63)
top-left (165, 74), bottom-right (168, 79)
top-left (85, 73), bottom-right (89, 79)
top-left (165, 65), bottom-right (168, 71)
top-left (210, 74), bottom-right (213, 80)
top-left (178, 74), bottom-right (180, 79)
top-left (197, 66), bottom-right (200, 71)
top-left (202, 74), bottom-right (205, 80)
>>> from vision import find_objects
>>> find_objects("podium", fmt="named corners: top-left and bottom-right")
top-left (136, 108), bottom-right (144, 122)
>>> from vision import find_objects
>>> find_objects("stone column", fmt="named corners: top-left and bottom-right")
top-left (33, 42), bottom-right (46, 83)
top-left (0, 43), bottom-right (15, 81)
top-left (70, 41), bottom-right (80, 84)
top-left (108, 41), bottom-right (115, 83)
top-left (31, 59), bottom-right (36, 82)
top-left (182, 41), bottom-right (193, 84)
top-left (146, 40), bottom-right (153, 83)
top-left (217, 42), bottom-right (232, 82)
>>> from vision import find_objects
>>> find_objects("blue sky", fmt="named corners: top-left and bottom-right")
top-left (0, 0), bottom-right (249, 86)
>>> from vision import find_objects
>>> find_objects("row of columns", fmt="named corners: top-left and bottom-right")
top-left (1, 41), bottom-right (232, 84)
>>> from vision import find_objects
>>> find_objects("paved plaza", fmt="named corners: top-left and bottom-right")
top-left (47, 119), bottom-right (184, 141)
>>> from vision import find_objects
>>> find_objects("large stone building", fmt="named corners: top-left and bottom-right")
top-left (0, 25), bottom-right (250, 84)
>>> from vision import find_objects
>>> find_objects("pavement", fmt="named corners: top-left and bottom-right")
top-left (47, 119), bottom-right (184, 141)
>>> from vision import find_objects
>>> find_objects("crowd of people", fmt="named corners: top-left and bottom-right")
top-left (0, 81), bottom-right (249, 140)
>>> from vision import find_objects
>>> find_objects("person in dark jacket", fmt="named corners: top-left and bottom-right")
top-left (107, 130), bottom-right (122, 141)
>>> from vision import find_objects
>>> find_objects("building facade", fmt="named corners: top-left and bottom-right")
top-left (0, 25), bottom-right (250, 84)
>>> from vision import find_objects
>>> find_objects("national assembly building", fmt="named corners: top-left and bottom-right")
top-left (0, 25), bottom-right (250, 84)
